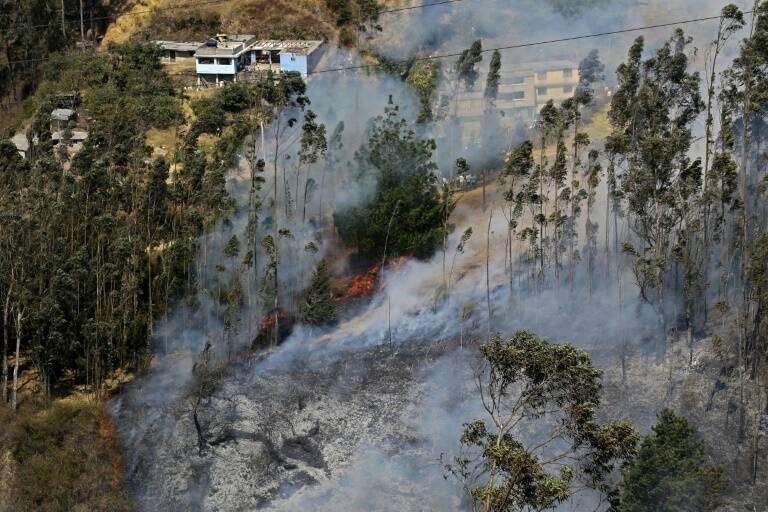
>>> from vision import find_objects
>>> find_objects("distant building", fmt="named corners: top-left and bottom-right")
top-left (154, 41), bottom-right (200, 62)
top-left (452, 60), bottom-right (580, 148)
top-left (51, 108), bottom-right (75, 133)
top-left (456, 60), bottom-right (580, 120)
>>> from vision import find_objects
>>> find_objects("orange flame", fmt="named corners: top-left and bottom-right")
top-left (259, 311), bottom-right (289, 332)
top-left (338, 256), bottom-right (410, 300)
top-left (99, 393), bottom-right (124, 491)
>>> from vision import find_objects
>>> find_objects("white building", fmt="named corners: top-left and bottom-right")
top-left (186, 35), bottom-right (324, 85)
top-left (194, 35), bottom-right (257, 85)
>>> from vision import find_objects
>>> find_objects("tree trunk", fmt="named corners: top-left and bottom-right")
top-left (486, 210), bottom-right (493, 339)
top-left (11, 310), bottom-right (21, 411)
top-left (60, 0), bottom-right (66, 37)
top-left (2, 274), bottom-right (13, 403)
top-left (79, 0), bottom-right (85, 43)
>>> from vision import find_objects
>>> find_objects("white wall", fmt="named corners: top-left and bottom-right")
top-left (279, 52), bottom-right (308, 76)
top-left (196, 58), bottom-right (236, 75)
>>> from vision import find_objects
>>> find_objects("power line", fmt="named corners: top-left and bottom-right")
top-left (309, 11), bottom-right (745, 75)
top-left (5, 9), bottom-right (741, 69)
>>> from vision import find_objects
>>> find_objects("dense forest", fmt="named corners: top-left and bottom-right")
top-left (0, 0), bottom-right (767, 510)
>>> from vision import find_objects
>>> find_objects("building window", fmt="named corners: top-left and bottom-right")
top-left (217, 58), bottom-right (231, 65)
top-left (563, 85), bottom-right (573, 93)
top-left (537, 71), bottom-right (547, 80)
top-left (563, 68), bottom-right (573, 78)
top-left (510, 75), bottom-right (524, 84)
top-left (537, 87), bottom-right (548, 96)
top-left (198, 57), bottom-right (214, 64)
top-left (511, 91), bottom-right (525, 100)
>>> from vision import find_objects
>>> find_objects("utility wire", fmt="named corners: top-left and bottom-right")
top-left (4, 10), bottom-right (743, 69)
top-left (309, 11), bottom-right (747, 75)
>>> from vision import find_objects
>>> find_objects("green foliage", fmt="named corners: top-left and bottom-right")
top-left (333, 102), bottom-right (449, 259)
top-left (456, 40), bottom-right (483, 91)
top-left (300, 260), bottom-right (337, 326)
top-left (338, 26), bottom-right (357, 47)
top-left (618, 409), bottom-right (726, 512)
top-left (325, 0), bottom-right (381, 31)
top-left (484, 50), bottom-right (502, 103)
top-left (449, 331), bottom-right (638, 511)
top-left (0, 42), bottom-right (242, 394)
top-left (406, 60), bottom-right (438, 123)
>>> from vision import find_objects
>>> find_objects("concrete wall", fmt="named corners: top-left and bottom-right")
top-left (279, 52), bottom-right (308, 76)
top-left (196, 57), bottom-right (237, 75)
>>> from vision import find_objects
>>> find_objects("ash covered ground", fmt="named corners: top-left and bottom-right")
top-left (113, 334), bottom-right (482, 511)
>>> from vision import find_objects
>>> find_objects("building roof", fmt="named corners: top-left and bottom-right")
top-left (51, 108), bottom-right (75, 121)
top-left (153, 40), bottom-right (201, 52)
top-left (11, 132), bottom-right (29, 152)
top-left (501, 60), bottom-right (579, 73)
top-left (253, 40), bottom-right (323, 55)
top-left (195, 35), bottom-right (256, 57)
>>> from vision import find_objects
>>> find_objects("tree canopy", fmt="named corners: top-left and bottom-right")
top-left (334, 101), bottom-right (450, 259)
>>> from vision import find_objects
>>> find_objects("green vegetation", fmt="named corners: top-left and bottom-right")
top-left (334, 100), bottom-right (450, 259)
top-left (406, 60), bottom-right (439, 123)
top-left (325, 0), bottom-right (381, 35)
top-left (0, 0), bottom-right (111, 114)
top-left (448, 331), bottom-right (638, 511)
top-left (299, 260), bottom-right (337, 325)
top-left (618, 409), bottom-right (726, 512)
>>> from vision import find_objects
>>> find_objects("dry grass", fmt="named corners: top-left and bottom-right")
top-left (104, 0), bottom-right (336, 44)
top-left (0, 395), bottom-right (132, 512)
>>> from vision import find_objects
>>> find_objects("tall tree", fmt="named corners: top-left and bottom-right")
top-left (447, 331), bottom-right (638, 511)
top-left (618, 409), bottom-right (726, 512)
top-left (611, 32), bottom-right (703, 361)
top-left (299, 260), bottom-right (337, 326)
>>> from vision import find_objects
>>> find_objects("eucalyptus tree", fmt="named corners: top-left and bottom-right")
top-left (533, 101), bottom-right (561, 284)
top-left (456, 39), bottom-right (483, 91)
top-left (447, 331), bottom-right (638, 511)
top-left (501, 140), bottom-right (533, 296)
top-left (610, 32), bottom-right (703, 360)
top-left (317, 121), bottom-right (344, 225)
top-left (584, 148), bottom-right (602, 299)
top-left (299, 110), bottom-right (328, 224)
top-left (255, 71), bottom-right (309, 223)
top-left (484, 49), bottom-right (502, 107)
top-left (720, 1), bottom-right (768, 261)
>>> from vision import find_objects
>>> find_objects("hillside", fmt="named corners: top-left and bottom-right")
top-left (2, 1), bottom-right (768, 511)
top-left (103, 0), bottom-right (337, 44)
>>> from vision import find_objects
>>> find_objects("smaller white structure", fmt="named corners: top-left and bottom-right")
top-left (11, 132), bottom-right (29, 158)
top-left (275, 41), bottom-right (324, 77)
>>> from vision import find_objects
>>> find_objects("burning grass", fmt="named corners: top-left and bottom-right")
top-left (336, 256), bottom-right (409, 300)
top-left (0, 396), bottom-right (132, 511)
